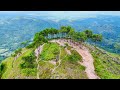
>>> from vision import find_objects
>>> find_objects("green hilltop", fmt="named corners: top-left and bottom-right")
top-left (0, 26), bottom-right (120, 79)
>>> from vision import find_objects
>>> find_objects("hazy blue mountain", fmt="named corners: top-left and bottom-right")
top-left (0, 14), bottom-right (120, 61)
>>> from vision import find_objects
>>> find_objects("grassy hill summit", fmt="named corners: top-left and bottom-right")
top-left (0, 26), bottom-right (120, 79)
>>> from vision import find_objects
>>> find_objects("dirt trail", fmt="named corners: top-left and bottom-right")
top-left (35, 44), bottom-right (44, 79)
top-left (51, 39), bottom-right (100, 79)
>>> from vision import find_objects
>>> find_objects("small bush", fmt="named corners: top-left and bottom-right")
top-left (0, 63), bottom-right (6, 78)
top-left (67, 46), bottom-right (72, 50)
top-left (68, 55), bottom-right (79, 63)
top-left (79, 65), bottom-right (85, 70)
top-left (64, 43), bottom-right (68, 47)
top-left (20, 51), bottom-right (36, 69)
top-left (64, 50), bottom-right (82, 63)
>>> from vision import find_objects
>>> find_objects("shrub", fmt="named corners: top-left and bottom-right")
top-left (0, 63), bottom-right (6, 78)
top-left (65, 50), bottom-right (82, 63)
top-left (53, 48), bottom-right (60, 55)
top-left (20, 51), bottom-right (36, 69)
top-left (79, 65), bottom-right (85, 70)
top-left (64, 43), bottom-right (68, 47)
top-left (67, 46), bottom-right (72, 50)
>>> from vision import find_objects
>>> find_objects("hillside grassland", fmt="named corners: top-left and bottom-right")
top-left (1, 24), bottom-right (120, 79)
top-left (0, 42), bottom-right (87, 79)
top-left (87, 45), bottom-right (120, 79)
top-left (0, 48), bottom-right (37, 79)
top-left (38, 42), bottom-right (87, 79)
top-left (39, 42), bottom-right (60, 61)
top-left (1, 41), bottom-right (120, 79)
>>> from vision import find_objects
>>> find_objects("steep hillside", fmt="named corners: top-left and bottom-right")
top-left (1, 39), bottom-right (120, 79)
top-left (85, 44), bottom-right (120, 79)
top-left (0, 42), bottom-right (88, 79)
top-left (0, 26), bottom-right (120, 79)
top-left (0, 48), bottom-right (37, 79)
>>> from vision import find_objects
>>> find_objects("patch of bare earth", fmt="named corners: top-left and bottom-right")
top-left (49, 60), bottom-right (56, 65)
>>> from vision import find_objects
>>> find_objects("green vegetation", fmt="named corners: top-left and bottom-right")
top-left (114, 43), bottom-right (120, 53)
top-left (31, 26), bottom-right (102, 49)
top-left (26, 43), bottom-right (35, 49)
top-left (40, 42), bottom-right (60, 61)
top-left (38, 61), bottom-right (54, 79)
top-left (69, 50), bottom-right (82, 63)
top-left (0, 26), bottom-right (104, 79)
top-left (60, 46), bottom-right (67, 60)
top-left (54, 61), bottom-right (87, 79)
top-left (21, 40), bottom-right (30, 48)
top-left (20, 51), bottom-right (36, 69)
top-left (84, 30), bottom-right (93, 38)
top-left (88, 46), bottom-right (120, 79)
top-left (11, 48), bottom-right (22, 57)
top-left (1, 48), bottom-right (36, 79)
top-left (21, 68), bottom-right (37, 77)
top-left (92, 34), bottom-right (102, 43)
top-left (19, 50), bottom-right (37, 76)
top-left (64, 43), bottom-right (72, 50)
top-left (0, 63), bottom-right (6, 78)
top-left (55, 46), bottom-right (86, 79)
top-left (33, 34), bottom-right (48, 48)
top-left (38, 42), bottom-right (87, 79)
top-left (77, 32), bottom-right (88, 42)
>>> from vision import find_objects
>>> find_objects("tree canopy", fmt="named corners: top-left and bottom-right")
top-left (26, 26), bottom-right (102, 48)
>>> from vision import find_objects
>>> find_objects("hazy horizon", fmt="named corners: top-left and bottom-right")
top-left (0, 11), bottom-right (120, 15)
top-left (0, 11), bottom-right (120, 20)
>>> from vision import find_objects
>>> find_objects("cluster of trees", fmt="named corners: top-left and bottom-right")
top-left (27, 26), bottom-right (102, 48)
top-left (20, 51), bottom-right (36, 69)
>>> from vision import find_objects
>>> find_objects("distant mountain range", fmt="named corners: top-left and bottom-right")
top-left (0, 14), bottom-right (120, 60)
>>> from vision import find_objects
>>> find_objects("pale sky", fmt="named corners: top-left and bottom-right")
top-left (0, 11), bottom-right (120, 16)
top-left (0, 11), bottom-right (120, 20)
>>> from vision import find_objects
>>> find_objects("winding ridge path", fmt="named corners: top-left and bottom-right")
top-left (35, 44), bottom-right (44, 79)
top-left (51, 39), bottom-right (100, 79)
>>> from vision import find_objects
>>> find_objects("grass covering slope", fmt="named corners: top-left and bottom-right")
top-left (2, 41), bottom-right (120, 79)
top-left (86, 44), bottom-right (120, 79)
top-left (38, 42), bottom-right (87, 79)
top-left (0, 42), bottom-right (86, 79)
top-left (1, 48), bottom-right (37, 79)
top-left (39, 42), bottom-right (60, 61)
